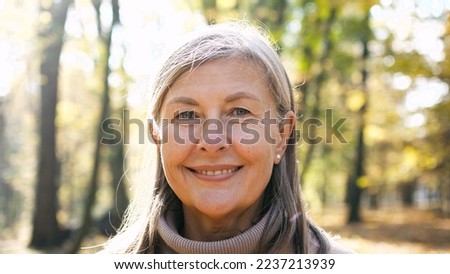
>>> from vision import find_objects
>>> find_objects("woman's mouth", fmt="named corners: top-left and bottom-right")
top-left (186, 166), bottom-right (242, 180)
top-left (192, 167), bottom-right (240, 176)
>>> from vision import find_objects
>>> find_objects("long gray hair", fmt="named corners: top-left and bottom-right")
top-left (102, 21), bottom-right (329, 254)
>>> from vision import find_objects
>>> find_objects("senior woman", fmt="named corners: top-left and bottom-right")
top-left (102, 21), bottom-right (353, 254)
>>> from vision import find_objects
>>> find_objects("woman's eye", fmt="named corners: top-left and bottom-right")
top-left (232, 108), bottom-right (250, 116)
top-left (175, 110), bottom-right (196, 120)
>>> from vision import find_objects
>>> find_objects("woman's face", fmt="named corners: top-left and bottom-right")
top-left (156, 58), bottom-right (292, 220)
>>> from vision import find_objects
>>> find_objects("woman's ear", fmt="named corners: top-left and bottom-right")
top-left (274, 110), bottom-right (296, 164)
top-left (148, 121), bottom-right (160, 145)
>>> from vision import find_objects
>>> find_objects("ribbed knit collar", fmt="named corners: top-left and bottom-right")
top-left (156, 208), bottom-right (275, 254)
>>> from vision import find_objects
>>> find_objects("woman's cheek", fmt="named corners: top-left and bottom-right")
top-left (227, 122), bottom-right (259, 145)
top-left (165, 124), bottom-right (196, 146)
top-left (161, 126), bottom-right (192, 163)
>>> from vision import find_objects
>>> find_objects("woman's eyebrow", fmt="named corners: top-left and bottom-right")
top-left (166, 92), bottom-right (260, 106)
top-left (166, 96), bottom-right (199, 106)
top-left (225, 91), bottom-right (261, 103)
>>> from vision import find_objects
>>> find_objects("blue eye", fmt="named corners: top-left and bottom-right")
top-left (232, 108), bottom-right (250, 116)
top-left (175, 110), bottom-right (196, 120)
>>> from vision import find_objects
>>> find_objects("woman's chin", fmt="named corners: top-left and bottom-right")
top-left (185, 196), bottom-right (261, 223)
top-left (191, 202), bottom-right (237, 219)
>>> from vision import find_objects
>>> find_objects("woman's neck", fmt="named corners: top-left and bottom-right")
top-left (181, 199), bottom-right (263, 241)
top-left (156, 201), bottom-right (280, 253)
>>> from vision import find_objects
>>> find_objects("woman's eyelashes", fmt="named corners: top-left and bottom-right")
top-left (171, 107), bottom-right (254, 124)
top-left (174, 110), bottom-right (198, 120)
top-left (230, 107), bottom-right (251, 117)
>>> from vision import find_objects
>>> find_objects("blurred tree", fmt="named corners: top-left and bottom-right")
top-left (346, 12), bottom-right (371, 223)
top-left (428, 100), bottom-right (450, 216)
top-left (296, 1), bottom-right (338, 186)
top-left (375, 2), bottom-right (450, 213)
top-left (0, 97), bottom-right (14, 228)
top-left (69, 0), bottom-right (121, 253)
top-left (252, 0), bottom-right (288, 41)
top-left (437, 12), bottom-right (450, 216)
top-left (199, 0), bottom-right (287, 38)
top-left (29, 0), bottom-right (72, 249)
top-left (96, 0), bottom-right (130, 238)
top-left (288, 1), bottom-right (379, 220)
top-left (202, 0), bottom-right (217, 24)
top-left (98, 112), bottom-right (129, 236)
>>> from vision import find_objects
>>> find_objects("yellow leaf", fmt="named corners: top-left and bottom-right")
top-left (357, 176), bottom-right (370, 188)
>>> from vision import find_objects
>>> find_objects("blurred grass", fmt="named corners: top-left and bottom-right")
top-left (312, 206), bottom-right (450, 254)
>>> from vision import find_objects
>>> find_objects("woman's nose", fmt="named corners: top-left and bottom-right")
top-left (198, 118), bottom-right (230, 152)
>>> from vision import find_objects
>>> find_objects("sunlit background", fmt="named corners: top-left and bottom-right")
top-left (0, 0), bottom-right (449, 253)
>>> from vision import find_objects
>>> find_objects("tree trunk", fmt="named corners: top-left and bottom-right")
top-left (346, 126), bottom-right (365, 222)
top-left (29, 0), bottom-right (72, 249)
top-left (299, 7), bottom-right (337, 185)
top-left (0, 97), bottom-right (13, 229)
top-left (96, 138), bottom-right (129, 236)
top-left (441, 178), bottom-right (450, 217)
top-left (68, 0), bottom-right (120, 253)
top-left (346, 14), bottom-right (370, 224)
top-left (399, 180), bottom-right (416, 207)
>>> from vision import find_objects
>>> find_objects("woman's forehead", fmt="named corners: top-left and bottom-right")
top-left (162, 58), bottom-right (275, 107)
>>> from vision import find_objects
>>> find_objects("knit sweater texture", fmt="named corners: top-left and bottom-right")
top-left (156, 208), bottom-right (354, 254)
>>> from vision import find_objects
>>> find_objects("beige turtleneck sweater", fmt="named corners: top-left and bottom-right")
top-left (156, 208), bottom-right (354, 254)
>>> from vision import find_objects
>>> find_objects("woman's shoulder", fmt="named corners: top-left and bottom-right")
top-left (325, 234), bottom-right (355, 254)
top-left (308, 229), bottom-right (356, 254)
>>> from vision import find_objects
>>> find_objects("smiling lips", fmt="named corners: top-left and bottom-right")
top-left (188, 166), bottom-right (241, 177)
top-left (193, 167), bottom-right (239, 176)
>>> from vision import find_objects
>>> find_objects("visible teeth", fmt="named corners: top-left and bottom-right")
top-left (195, 167), bottom-right (238, 176)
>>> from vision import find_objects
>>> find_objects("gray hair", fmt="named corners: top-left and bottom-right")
top-left (150, 22), bottom-right (294, 122)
